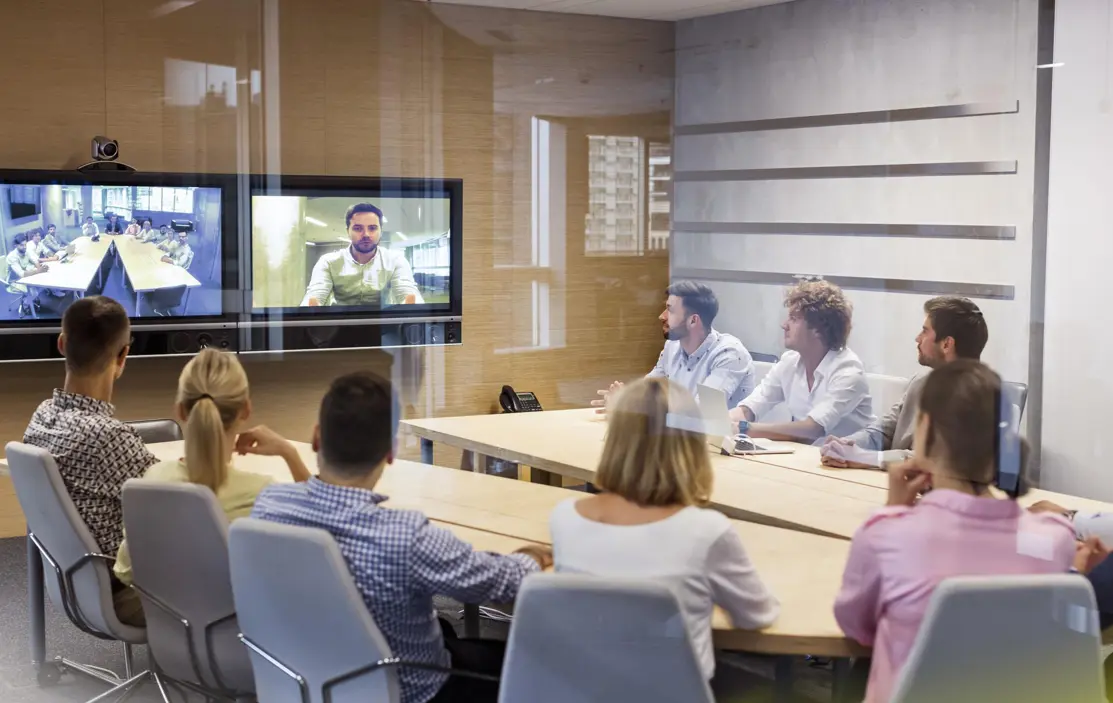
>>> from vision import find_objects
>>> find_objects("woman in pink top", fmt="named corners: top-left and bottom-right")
top-left (833, 360), bottom-right (1080, 702)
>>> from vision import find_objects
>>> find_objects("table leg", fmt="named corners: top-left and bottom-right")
top-left (420, 438), bottom-right (433, 465)
top-left (135, 291), bottom-right (141, 316)
top-left (470, 452), bottom-right (488, 474)
top-left (28, 531), bottom-right (45, 666)
top-left (463, 604), bottom-right (480, 638)
top-left (773, 656), bottom-right (794, 703)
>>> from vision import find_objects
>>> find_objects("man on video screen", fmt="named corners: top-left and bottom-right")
top-left (300, 202), bottom-right (423, 308)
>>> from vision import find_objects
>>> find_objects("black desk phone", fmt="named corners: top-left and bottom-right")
top-left (500, 385), bottom-right (543, 413)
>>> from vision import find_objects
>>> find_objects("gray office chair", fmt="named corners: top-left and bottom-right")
top-left (1003, 381), bottom-right (1029, 420)
top-left (121, 480), bottom-right (254, 700)
top-left (126, 418), bottom-right (183, 444)
top-left (228, 519), bottom-right (494, 703)
top-left (891, 574), bottom-right (1104, 703)
top-left (4, 442), bottom-right (171, 703)
top-left (498, 573), bottom-right (714, 703)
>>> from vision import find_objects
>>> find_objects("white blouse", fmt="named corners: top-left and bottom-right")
top-left (549, 498), bottom-right (780, 679)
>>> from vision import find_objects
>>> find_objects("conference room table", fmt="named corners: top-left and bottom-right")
top-left (15, 234), bottom-right (201, 315)
top-left (5, 438), bottom-right (864, 703)
top-left (403, 408), bottom-right (1113, 540)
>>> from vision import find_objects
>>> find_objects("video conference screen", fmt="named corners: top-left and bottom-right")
top-left (0, 182), bottom-right (223, 321)
top-left (250, 194), bottom-right (453, 313)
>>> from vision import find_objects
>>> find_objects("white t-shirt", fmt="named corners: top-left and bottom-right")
top-left (740, 347), bottom-right (874, 439)
top-left (549, 498), bottom-right (780, 679)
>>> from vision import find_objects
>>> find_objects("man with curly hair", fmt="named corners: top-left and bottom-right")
top-left (728, 280), bottom-right (873, 444)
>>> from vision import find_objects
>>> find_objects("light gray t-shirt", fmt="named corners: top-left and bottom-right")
top-left (549, 498), bottom-right (780, 679)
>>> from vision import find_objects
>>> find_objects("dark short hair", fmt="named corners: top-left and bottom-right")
top-left (85, 216), bottom-right (93, 221)
top-left (919, 359), bottom-right (1028, 495)
top-left (345, 203), bottom-right (384, 230)
top-left (47, 224), bottom-right (56, 230)
top-left (318, 372), bottom-right (400, 478)
top-left (61, 296), bottom-right (131, 375)
top-left (665, 280), bottom-right (719, 329)
top-left (785, 280), bottom-right (853, 350)
top-left (13, 233), bottom-right (27, 246)
top-left (924, 296), bottom-right (988, 360)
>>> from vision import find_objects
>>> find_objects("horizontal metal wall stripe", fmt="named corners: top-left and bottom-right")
top-left (671, 268), bottom-right (1014, 301)
top-left (674, 101), bottom-right (1020, 136)
top-left (674, 161), bottom-right (1018, 182)
top-left (671, 222), bottom-right (1016, 240)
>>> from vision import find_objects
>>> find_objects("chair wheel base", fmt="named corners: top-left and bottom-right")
top-left (37, 661), bottom-right (65, 687)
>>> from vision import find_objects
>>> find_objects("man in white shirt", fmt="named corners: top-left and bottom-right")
top-left (821, 296), bottom-right (989, 468)
top-left (592, 280), bottom-right (755, 412)
top-left (300, 202), bottom-right (422, 307)
top-left (729, 280), bottom-right (873, 444)
top-left (41, 225), bottom-right (64, 255)
top-left (81, 217), bottom-right (99, 238)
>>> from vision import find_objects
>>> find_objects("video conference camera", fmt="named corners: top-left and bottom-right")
top-left (77, 136), bottom-right (136, 173)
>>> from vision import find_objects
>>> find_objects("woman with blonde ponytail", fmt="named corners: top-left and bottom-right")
top-left (114, 348), bottom-right (310, 586)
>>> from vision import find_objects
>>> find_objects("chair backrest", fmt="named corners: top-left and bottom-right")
top-left (867, 372), bottom-right (910, 418)
top-left (121, 480), bottom-right (252, 693)
top-left (126, 418), bottom-right (183, 444)
top-left (499, 573), bottom-right (713, 703)
top-left (892, 574), bottom-right (1104, 703)
top-left (1003, 381), bottom-right (1029, 421)
top-left (5, 442), bottom-right (142, 643)
top-left (228, 519), bottom-right (400, 703)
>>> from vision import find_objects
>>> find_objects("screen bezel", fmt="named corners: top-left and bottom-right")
top-left (0, 168), bottom-right (240, 332)
top-left (246, 175), bottom-right (463, 323)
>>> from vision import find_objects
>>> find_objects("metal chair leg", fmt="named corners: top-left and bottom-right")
top-left (83, 670), bottom-right (150, 703)
top-left (124, 643), bottom-right (134, 679)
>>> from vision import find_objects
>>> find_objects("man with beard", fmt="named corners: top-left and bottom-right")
top-left (301, 202), bottom-right (422, 307)
top-left (821, 295), bottom-right (988, 468)
top-left (593, 281), bottom-right (754, 413)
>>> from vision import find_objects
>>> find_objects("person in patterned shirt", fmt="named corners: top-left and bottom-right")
top-left (252, 372), bottom-right (552, 703)
top-left (24, 296), bottom-right (157, 626)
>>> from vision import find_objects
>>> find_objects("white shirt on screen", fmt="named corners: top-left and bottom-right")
top-left (739, 347), bottom-right (874, 439)
top-left (301, 245), bottom-right (423, 307)
top-left (549, 498), bottom-right (780, 680)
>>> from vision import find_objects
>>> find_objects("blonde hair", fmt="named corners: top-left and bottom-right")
top-left (596, 378), bottom-right (713, 507)
top-left (178, 349), bottom-right (250, 491)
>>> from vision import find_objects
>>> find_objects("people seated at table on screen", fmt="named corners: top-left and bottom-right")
top-left (251, 371), bottom-right (549, 703)
top-left (160, 231), bottom-right (194, 269)
top-left (123, 218), bottom-right (141, 237)
top-left (592, 281), bottom-right (754, 415)
top-left (6, 232), bottom-right (49, 296)
top-left (114, 348), bottom-right (310, 590)
top-left (104, 212), bottom-right (125, 235)
top-left (26, 230), bottom-right (58, 264)
top-left (300, 202), bottom-right (424, 307)
top-left (553, 377), bottom-right (779, 682)
top-left (832, 359), bottom-right (1100, 703)
top-left (136, 219), bottom-right (156, 243)
top-left (157, 227), bottom-right (180, 254)
top-left (81, 216), bottom-right (99, 238)
top-left (729, 280), bottom-right (873, 444)
top-left (822, 296), bottom-right (989, 469)
top-left (41, 224), bottom-right (63, 255)
top-left (21, 297), bottom-right (157, 626)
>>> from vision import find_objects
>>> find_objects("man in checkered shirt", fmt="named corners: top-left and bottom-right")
top-left (252, 372), bottom-right (551, 703)
top-left (23, 296), bottom-right (158, 625)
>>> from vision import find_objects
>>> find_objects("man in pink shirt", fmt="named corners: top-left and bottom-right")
top-left (833, 360), bottom-right (1085, 702)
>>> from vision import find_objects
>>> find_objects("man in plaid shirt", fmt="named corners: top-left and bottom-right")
top-left (252, 372), bottom-right (551, 703)
top-left (23, 296), bottom-right (158, 626)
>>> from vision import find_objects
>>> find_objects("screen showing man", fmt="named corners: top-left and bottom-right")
top-left (250, 195), bottom-right (452, 312)
top-left (0, 183), bottom-right (223, 321)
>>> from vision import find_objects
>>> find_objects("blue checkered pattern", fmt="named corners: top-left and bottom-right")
top-left (251, 478), bottom-right (539, 703)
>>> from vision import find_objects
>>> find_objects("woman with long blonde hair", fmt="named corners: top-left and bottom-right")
top-left (114, 348), bottom-right (310, 585)
top-left (549, 377), bottom-right (779, 681)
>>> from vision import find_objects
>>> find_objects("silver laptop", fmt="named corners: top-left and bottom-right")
top-left (696, 384), bottom-right (793, 456)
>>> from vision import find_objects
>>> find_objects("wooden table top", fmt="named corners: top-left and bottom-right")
top-left (18, 235), bottom-right (111, 292)
top-left (146, 440), bottom-right (864, 656)
top-left (403, 409), bottom-right (882, 539)
top-left (404, 409), bottom-right (1113, 535)
top-left (112, 235), bottom-right (201, 291)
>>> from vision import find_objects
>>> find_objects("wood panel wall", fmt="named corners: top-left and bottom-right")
top-left (0, 0), bottom-right (673, 535)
